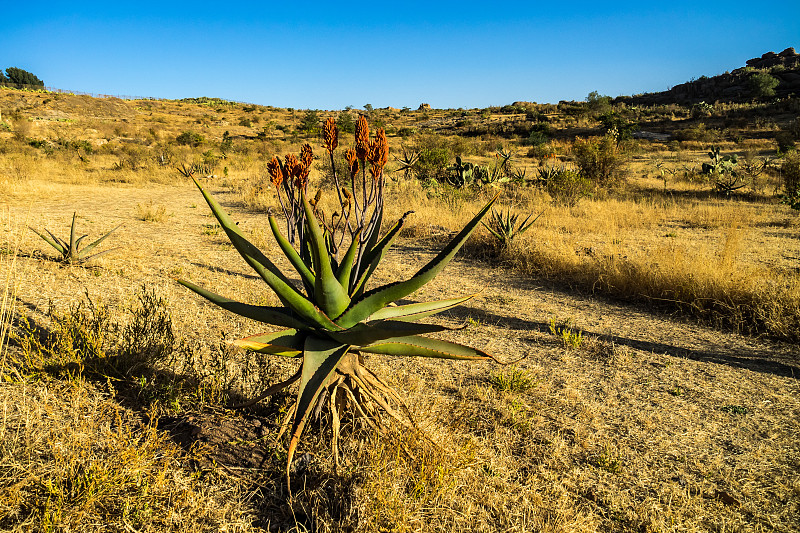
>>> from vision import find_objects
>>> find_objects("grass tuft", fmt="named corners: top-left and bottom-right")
top-left (489, 366), bottom-right (536, 392)
top-left (136, 201), bottom-right (168, 222)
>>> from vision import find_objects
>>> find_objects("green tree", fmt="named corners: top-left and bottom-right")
top-left (5, 67), bottom-right (44, 87)
top-left (298, 109), bottom-right (321, 135)
top-left (0, 70), bottom-right (7, 84)
top-left (586, 91), bottom-right (611, 113)
top-left (748, 72), bottom-right (779, 100)
top-left (597, 111), bottom-right (638, 140)
top-left (337, 112), bottom-right (355, 134)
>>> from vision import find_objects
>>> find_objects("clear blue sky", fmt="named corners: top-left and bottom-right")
top-left (2, 1), bottom-right (798, 110)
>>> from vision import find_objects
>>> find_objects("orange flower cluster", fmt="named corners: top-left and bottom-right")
top-left (367, 128), bottom-right (388, 179)
top-left (355, 115), bottom-right (369, 160)
top-left (323, 117), bottom-right (338, 153)
top-left (300, 143), bottom-right (313, 170)
top-left (277, 144), bottom-right (314, 190)
top-left (344, 148), bottom-right (359, 178)
top-left (267, 157), bottom-right (283, 187)
top-left (284, 153), bottom-right (299, 181)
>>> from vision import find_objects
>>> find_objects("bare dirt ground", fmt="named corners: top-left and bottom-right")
top-left (4, 179), bottom-right (800, 531)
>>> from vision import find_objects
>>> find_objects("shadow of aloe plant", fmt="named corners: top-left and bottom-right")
top-left (178, 116), bottom-right (501, 484)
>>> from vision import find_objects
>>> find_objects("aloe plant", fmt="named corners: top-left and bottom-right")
top-left (29, 212), bottom-right (121, 264)
top-left (179, 116), bottom-right (499, 482)
top-left (393, 147), bottom-right (420, 180)
top-left (482, 207), bottom-right (542, 248)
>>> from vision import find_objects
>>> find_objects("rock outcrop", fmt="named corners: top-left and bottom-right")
top-left (618, 47), bottom-right (800, 106)
top-left (746, 48), bottom-right (800, 69)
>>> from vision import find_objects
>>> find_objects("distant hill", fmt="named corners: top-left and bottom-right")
top-left (618, 47), bottom-right (800, 106)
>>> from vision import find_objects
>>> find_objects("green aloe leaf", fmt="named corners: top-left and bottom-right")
top-left (335, 229), bottom-right (362, 290)
top-left (301, 192), bottom-right (351, 318)
top-left (233, 328), bottom-right (305, 357)
top-left (480, 221), bottom-right (504, 242)
top-left (178, 279), bottom-right (309, 330)
top-left (193, 179), bottom-right (342, 331)
top-left (74, 234), bottom-right (89, 250)
top-left (268, 215), bottom-right (315, 289)
top-left (29, 227), bottom-right (66, 255)
top-left (360, 203), bottom-right (384, 263)
top-left (359, 334), bottom-right (494, 360)
top-left (337, 194), bottom-right (498, 329)
top-left (287, 337), bottom-right (351, 477)
top-left (326, 319), bottom-right (458, 347)
top-left (79, 247), bottom-right (121, 263)
top-left (45, 229), bottom-right (69, 253)
top-left (78, 224), bottom-right (123, 259)
top-left (193, 178), bottom-right (294, 288)
top-left (518, 210), bottom-right (543, 233)
top-left (366, 294), bottom-right (475, 322)
top-left (69, 212), bottom-right (78, 257)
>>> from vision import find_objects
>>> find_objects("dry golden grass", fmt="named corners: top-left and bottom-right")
top-left (2, 176), bottom-right (799, 532)
top-left (0, 380), bottom-right (258, 532)
top-left (136, 200), bottom-right (169, 222)
top-left (390, 180), bottom-right (800, 341)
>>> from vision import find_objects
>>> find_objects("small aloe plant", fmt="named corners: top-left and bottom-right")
top-left (29, 212), bottom-right (121, 264)
top-left (482, 207), bottom-right (542, 248)
top-left (179, 116), bottom-right (500, 482)
top-left (393, 147), bottom-right (420, 180)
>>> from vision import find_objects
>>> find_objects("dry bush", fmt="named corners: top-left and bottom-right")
top-left (783, 150), bottom-right (800, 194)
top-left (571, 133), bottom-right (627, 187)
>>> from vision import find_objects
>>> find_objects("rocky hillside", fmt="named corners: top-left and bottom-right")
top-left (619, 47), bottom-right (800, 106)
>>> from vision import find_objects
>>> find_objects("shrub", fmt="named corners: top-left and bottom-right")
top-left (782, 151), bottom-right (800, 210)
top-left (523, 122), bottom-right (551, 146)
top-left (597, 111), bottom-right (638, 140)
top-left (776, 131), bottom-right (796, 153)
top-left (674, 122), bottom-right (720, 142)
top-left (748, 72), bottom-right (780, 100)
top-left (397, 127), bottom-right (416, 137)
top-left (586, 91), bottom-right (611, 113)
top-left (572, 132), bottom-right (626, 186)
top-left (113, 144), bottom-right (148, 171)
top-left (776, 118), bottom-right (799, 152)
top-left (545, 168), bottom-right (591, 207)
top-left (413, 134), bottom-right (453, 182)
top-left (176, 131), bottom-right (205, 147)
top-left (527, 142), bottom-right (557, 159)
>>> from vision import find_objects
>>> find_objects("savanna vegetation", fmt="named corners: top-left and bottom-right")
top-left (1, 54), bottom-right (800, 532)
